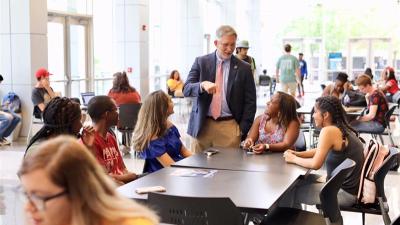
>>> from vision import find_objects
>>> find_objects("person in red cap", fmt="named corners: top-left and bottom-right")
top-left (378, 66), bottom-right (399, 102)
top-left (31, 68), bottom-right (56, 119)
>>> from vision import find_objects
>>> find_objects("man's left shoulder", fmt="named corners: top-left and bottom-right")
top-left (232, 57), bottom-right (251, 70)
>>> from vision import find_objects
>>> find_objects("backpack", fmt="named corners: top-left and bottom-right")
top-left (357, 139), bottom-right (389, 204)
top-left (2, 92), bottom-right (22, 113)
top-left (342, 90), bottom-right (367, 107)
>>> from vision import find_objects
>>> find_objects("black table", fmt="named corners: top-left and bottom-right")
top-left (117, 167), bottom-right (303, 214)
top-left (172, 147), bottom-right (308, 175)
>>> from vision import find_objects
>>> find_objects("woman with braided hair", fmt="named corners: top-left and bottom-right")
top-left (282, 96), bottom-right (364, 207)
top-left (25, 97), bottom-right (94, 157)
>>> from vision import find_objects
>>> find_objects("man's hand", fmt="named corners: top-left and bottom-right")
top-left (201, 81), bottom-right (217, 94)
top-left (42, 78), bottom-right (50, 88)
top-left (81, 125), bottom-right (95, 148)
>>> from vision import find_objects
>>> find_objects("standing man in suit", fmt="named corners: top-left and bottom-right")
top-left (183, 25), bottom-right (256, 153)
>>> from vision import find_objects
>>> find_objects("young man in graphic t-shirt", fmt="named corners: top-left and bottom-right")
top-left (85, 95), bottom-right (137, 184)
top-left (31, 68), bottom-right (56, 119)
top-left (276, 44), bottom-right (300, 97)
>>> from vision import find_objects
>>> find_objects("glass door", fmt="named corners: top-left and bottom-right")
top-left (48, 16), bottom-right (67, 96)
top-left (69, 17), bottom-right (89, 97)
top-left (47, 13), bottom-right (92, 98)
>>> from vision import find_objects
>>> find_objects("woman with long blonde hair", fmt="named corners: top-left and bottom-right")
top-left (132, 90), bottom-right (192, 173)
top-left (19, 136), bottom-right (158, 225)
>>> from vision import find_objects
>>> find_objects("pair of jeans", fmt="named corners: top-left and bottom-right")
top-left (0, 110), bottom-right (20, 138)
top-left (351, 120), bottom-right (385, 133)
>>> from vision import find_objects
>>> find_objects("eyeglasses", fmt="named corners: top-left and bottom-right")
top-left (17, 186), bottom-right (67, 211)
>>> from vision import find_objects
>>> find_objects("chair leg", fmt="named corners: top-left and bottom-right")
top-left (378, 135), bottom-right (385, 145)
top-left (362, 212), bottom-right (365, 225)
top-left (378, 197), bottom-right (391, 225)
top-left (387, 130), bottom-right (395, 146)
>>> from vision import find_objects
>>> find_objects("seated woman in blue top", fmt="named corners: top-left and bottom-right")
top-left (132, 90), bottom-right (192, 173)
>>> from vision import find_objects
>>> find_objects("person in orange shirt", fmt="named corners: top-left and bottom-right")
top-left (167, 70), bottom-right (184, 97)
top-left (108, 71), bottom-right (141, 106)
top-left (19, 136), bottom-right (158, 225)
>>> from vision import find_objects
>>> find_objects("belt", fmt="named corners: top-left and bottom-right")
top-left (207, 116), bottom-right (234, 121)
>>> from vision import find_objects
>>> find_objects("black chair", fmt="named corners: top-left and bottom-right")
top-left (260, 158), bottom-right (356, 225)
top-left (259, 75), bottom-right (271, 86)
top-left (391, 215), bottom-right (400, 225)
top-left (148, 192), bottom-right (244, 225)
top-left (299, 107), bottom-right (320, 148)
top-left (359, 105), bottom-right (396, 145)
top-left (117, 103), bottom-right (141, 148)
top-left (338, 147), bottom-right (399, 225)
top-left (258, 75), bottom-right (271, 98)
top-left (294, 130), bottom-right (306, 151)
top-left (167, 86), bottom-right (175, 97)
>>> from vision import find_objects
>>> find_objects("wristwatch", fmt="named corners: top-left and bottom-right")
top-left (264, 144), bottom-right (270, 151)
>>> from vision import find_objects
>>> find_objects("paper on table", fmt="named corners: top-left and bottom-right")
top-left (170, 169), bottom-right (218, 178)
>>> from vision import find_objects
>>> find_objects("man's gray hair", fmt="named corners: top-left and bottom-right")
top-left (216, 25), bottom-right (237, 39)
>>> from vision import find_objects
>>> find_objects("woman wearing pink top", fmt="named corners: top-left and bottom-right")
top-left (242, 92), bottom-right (300, 153)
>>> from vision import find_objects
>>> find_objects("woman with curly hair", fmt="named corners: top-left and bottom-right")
top-left (242, 91), bottom-right (300, 153)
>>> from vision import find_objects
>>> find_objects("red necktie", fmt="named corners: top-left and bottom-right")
top-left (210, 61), bottom-right (223, 119)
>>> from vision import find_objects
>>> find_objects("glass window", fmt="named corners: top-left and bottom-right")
top-left (48, 0), bottom-right (92, 15)
top-left (48, 21), bottom-right (66, 96)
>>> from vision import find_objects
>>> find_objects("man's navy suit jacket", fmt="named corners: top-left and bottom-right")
top-left (183, 52), bottom-right (257, 139)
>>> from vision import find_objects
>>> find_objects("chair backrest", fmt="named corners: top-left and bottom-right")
top-left (81, 92), bottom-right (95, 106)
top-left (384, 105), bottom-right (396, 129)
top-left (118, 103), bottom-right (142, 130)
top-left (391, 214), bottom-right (400, 225)
top-left (374, 147), bottom-right (399, 200)
top-left (294, 130), bottom-right (306, 151)
top-left (167, 85), bottom-right (175, 97)
top-left (259, 75), bottom-right (271, 86)
top-left (148, 192), bottom-right (243, 225)
top-left (319, 158), bottom-right (356, 224)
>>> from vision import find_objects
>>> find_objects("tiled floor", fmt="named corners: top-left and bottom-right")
top-left (1, 80), bottom-right (399, 225)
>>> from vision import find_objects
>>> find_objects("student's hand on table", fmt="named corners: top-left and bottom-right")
top-left (201, 81), bottom-right (217, 94)
top-left (109, 173), bottom-right (127, 186)
top-left (242, 138), bottom-right (254, 149)
top-left (284, 149), bottom-right (297, 155)
top-left (81, 125), bottom-right (95, 148)
top-left (252, 144), bottom-right (266, 154)
top-left (283, 150), bottom-right (296, 163)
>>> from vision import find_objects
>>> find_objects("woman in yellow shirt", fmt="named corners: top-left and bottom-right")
top-left (167, 70), bottom-right (184, 97)
top-left (19, 136), bottom-right (158, 225)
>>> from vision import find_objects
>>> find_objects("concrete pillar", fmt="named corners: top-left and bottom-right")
top-left (113, 0), bottom-right (150, 97)
top-left (0, 0), bottom-right (48, 137)
top-left (181, 0), bottom-right (203, 78)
